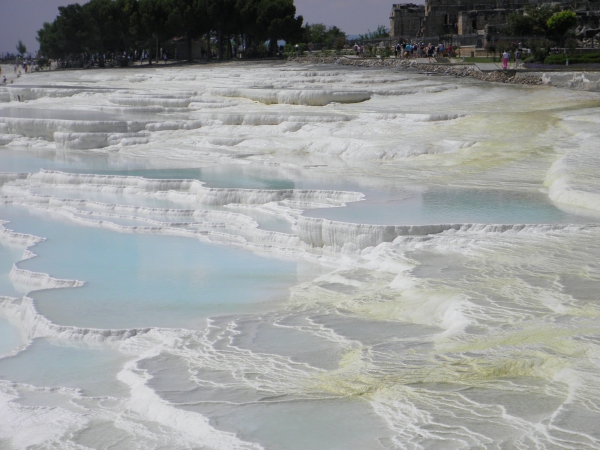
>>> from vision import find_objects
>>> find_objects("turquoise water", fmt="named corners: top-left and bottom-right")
top-left (88, 167), bottom-right (297, 190)
top-left (304, 188), bottom-right (589, 225)
top-left (0, 338), bottom-right (129, 397)
top-left (0, 241), bottom-right (23, 297)
top-left (2, 205), bottom-right (305, 330)
top-left (0, 318), bottom-right (22, 356)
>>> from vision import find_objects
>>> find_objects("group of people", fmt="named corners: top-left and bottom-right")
top-left (349, 41), bottom-right (454, 60)
top-left (501, 45), bottom-right (525, 70)
top-left (1, 51), bottom-right (35, 64)
top-left (352, 44), bottom-right (366, 56)
top-left (395, 42), bottom-right (453, 60)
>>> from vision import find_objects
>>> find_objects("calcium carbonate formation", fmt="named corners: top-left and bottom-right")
top-left (0, 61), bottom-right (599, 449)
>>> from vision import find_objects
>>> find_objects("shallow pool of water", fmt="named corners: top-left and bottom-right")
top-left (0, 338), bottom-right (129, 397)
top-left (0, 318), bottom-right (22, 356)
top-left (0, 241), bottom-right (23, 298)
top-left (2, 205), bottom-right (309, 330)
top-left (304, 188), bottom-right (591, 225)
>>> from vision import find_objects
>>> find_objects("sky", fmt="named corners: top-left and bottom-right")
top-left (0, 0), bottom-right (424, 54)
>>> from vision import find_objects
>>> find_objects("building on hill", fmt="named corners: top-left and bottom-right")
top-left (390, 4), bottom-right (425, 38)
top-left (390, 0), bottom-right (600, 45)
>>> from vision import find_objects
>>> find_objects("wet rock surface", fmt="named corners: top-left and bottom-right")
top-left (288, 56), bottom-right (544, 87)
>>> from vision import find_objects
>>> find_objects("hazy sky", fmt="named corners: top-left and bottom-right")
top-left (1, 0), bottom-right (423, 54)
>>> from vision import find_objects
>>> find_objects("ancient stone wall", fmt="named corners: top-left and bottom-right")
top-left (457, 9), bottom-right (514, 35)
top-left (390, 4), bottom-right (425, 37)
top-left (391, 0), bottom-right (600, 38)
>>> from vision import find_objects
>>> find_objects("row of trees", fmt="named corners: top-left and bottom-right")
top-left (302, 23), bottom-right (345, 44)
top-left (37, 0), bottom-right (304, 63)
top-left (506, 6), bottom-right (578, 45)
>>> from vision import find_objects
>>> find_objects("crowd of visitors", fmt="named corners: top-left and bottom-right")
top-left (349, 41), bottom-right (454, 60)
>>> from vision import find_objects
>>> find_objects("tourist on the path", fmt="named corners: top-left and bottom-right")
top-left (515, 49), bottom-right (522, 68)
top-left (1, 76), bottom-right (6, 84)
top-left (427, 44), bottom-right (434, 63)
top-left (163, 52), bottom-right (168, 65)
top-left (502, 50), bottom-right (510, 70)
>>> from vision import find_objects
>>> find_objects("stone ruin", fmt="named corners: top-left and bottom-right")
top-left (390, 0), bottom-right (600, 45)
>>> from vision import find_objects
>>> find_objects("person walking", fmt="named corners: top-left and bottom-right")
top-left (502, 50), bottom-right (510, 70)
top-left (515, 48), bottom-right (522, 68)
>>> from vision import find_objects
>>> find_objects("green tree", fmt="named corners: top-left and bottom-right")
top-left (529, 5), bottom-right (560, 36)
top-left (37, 22), bottom-right (61, 59)
top-left (235, 0), bottom-right (262, 56)
top-left (304, 23), bottom-right (327, 43)
top-left (164, 0), bottom-right (209, 62)
top-left (303, 23), bottom-right (345, 45)
top-left (16, 40), bottom-right (27, 56)
top-left (324, 25), bottom-right (344, 42)
top-left (507, 5), bottom-right (560, 37)
top-left (506, 12), bottom-right (534, 36)
top-left (547, 10), bottom-right (578, 45)
top-left (255, 0), bottom-right (303, 55)
top-left (205, 0), bottom-right (238, 60)
top-left (57, 4), bottom-right (96, 55)
top-left (85, 0), bottom-right (133, 60)
top-left (136, 0), bottom-right (171, 63)
top-left (333, 36), bottom-right (346, 54)
top-left (359, 25), bottom-right (389, 41)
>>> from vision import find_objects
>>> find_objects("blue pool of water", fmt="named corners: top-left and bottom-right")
top-left (0, 338), bottom-right (129, 397)
top-left (102, 167), bottom-right (297, 190)
top-left (1, 205), bottom-right (306, 330)
top-left (0, 318), bottom-right (22, 356)
top-left (303, 188), bottom-right (591, 225)
top-left (0, 242), bottom-right (23, 298)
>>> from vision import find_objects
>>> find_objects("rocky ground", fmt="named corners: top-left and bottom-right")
top-left (287, 56), bottom-right (544, 86)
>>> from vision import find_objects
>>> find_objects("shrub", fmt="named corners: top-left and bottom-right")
top-left (333, 37), bottom-right (346, 55)
top-left (37, 57), bottom-right (50, 70)
top-left (543, 52), bottom-right (600, 65)
top-left (547, 10), bottom-right (578, 44)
